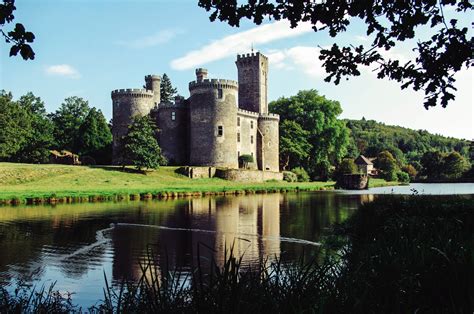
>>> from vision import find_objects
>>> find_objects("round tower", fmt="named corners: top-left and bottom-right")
top-left (188, 78), bottom-right (239, 168)
top-left (257, 114), bottom-right (280, 172)
top-left (156, 96), bottom-right (189, 165)
top-left (145, 75), bottom-right (161, 106)
top-left (111, 88), bottom-right (154, 163)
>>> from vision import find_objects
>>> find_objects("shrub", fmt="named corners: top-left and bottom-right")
top-left (239, 154), bottom-right (254, 169)
top-left (396, 171), bottom-right (410, 183)
top-left (291, 167), bottom-right (310, 182)
top-left (282, 171), bottom-right (297, 182)
top-left (401, 164), bottom-right (417, 180)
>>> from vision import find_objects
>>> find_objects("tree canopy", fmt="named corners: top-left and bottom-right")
top-left (198, 0), bottom-right (472, 109)
top-left (269, 89), bottom-right (349, 180)
top-left (1, 0), bottom-right (35, 60)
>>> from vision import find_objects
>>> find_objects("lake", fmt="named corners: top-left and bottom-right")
top-left (0, 183), bottom-right (472, 307)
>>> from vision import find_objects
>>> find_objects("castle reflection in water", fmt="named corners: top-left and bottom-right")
top-left (113, 194), bottom-right (285, 282)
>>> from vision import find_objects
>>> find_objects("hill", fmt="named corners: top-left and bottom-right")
top-left (345, 119), bottom-right (471, 167)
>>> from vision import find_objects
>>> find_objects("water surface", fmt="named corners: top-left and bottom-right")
top-left (0, 183), bottom-right (472, 306)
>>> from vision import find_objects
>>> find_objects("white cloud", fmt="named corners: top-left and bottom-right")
top-left (45, 64), bottom-right (80, 79)
top-left (117, 29), bottom-right (183, 49)
top-left (265, 46), bottom-right (325, 77)
top-left (171, 20), bottom-right (319, 70)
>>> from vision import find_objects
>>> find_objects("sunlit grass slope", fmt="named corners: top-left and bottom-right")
top-left (0, 163), bottom-right (336, 201)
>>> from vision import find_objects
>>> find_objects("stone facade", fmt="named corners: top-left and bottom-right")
top-left (111, 52), bottom-right (280, 172)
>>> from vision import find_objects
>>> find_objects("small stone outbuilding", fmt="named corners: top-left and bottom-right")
top-left (355, 155), bottom-right (374, 176)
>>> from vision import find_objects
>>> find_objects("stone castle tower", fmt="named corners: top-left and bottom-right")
top-left (111, 52), bottom-right (279, 172)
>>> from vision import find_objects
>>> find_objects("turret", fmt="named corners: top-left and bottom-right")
top-left (236, 52), bottom-right (269, 114)
top-left (188, 78), bottom-right (239, 168)
top-left (195, 68), bottom-right (208, 82)
top-left (145, 74), bottom-right (161, 105)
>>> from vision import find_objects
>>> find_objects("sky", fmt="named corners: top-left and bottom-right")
top-left (1, 0), bottom-right (472, 140)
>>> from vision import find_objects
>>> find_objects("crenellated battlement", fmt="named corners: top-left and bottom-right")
top-left (111, 88), bottom-right (154, 98)
top-left (189, 78), bottom-right (238, 91)
top-left (259, 113), bottom-right (280, 121)
top-left (236, 52), bottom-right (268, 63)
top-left (237, 108), bottom-right (259, 118)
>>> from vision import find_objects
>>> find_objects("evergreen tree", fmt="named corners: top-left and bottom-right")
top-left (77, 108), bottom-right (113, 164)
top-left (121, 115), bottom-right (166, 171)
top-left (160, 73), bottom-right (178, 103)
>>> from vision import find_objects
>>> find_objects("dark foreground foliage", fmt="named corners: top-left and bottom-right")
top-left (1, 196), bottom-right (472, 313)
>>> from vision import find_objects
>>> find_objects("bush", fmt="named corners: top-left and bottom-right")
top-left (282, 171), bottom-right (297, 182)
top-left (291, 167), bottom-right (310, 182)
top-left (239, 154), bottom-right (254, 169)
top-left (396, 171), bottom-right (410, 183)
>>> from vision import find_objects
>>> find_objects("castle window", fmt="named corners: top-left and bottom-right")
top-left (250, 121), bottom-right (254, 129)
top-left (217, 126), bottom-right (223, 136)
top-left (251, 152), bottom-right (254, 157)
top-left (218, 88), bottom-right (223, 99)
top-left (171, 111), bottom-right (176, 121)
top-left (237, 133), bottom-right (240, 142)
top-left (237, 117), bottom-right (240, 126)
top-left (250, 135), bottom-right (254, 144)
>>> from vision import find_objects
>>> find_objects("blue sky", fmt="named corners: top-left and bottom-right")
top-left (1, 0), bottom-right (472, 139)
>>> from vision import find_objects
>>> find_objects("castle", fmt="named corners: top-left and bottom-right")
top-left (111, 52), bottom-right (280, 172)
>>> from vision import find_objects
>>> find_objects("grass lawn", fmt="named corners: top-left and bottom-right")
top-left (0, 163), bottom-right (333, 202)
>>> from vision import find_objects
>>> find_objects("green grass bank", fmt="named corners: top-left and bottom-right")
top-left (0, 163), bottom-right (398, 205)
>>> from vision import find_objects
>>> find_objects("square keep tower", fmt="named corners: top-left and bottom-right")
top-left (236, 52), bottom-right (268, 114)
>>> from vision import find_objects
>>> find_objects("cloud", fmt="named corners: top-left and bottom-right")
top-left (45, 64), bottom-right (80, 79)
top-left (117, 29), bottom-right (183, 49)
top-left (266, 46), bottom-right (325, 77)
top-left (355, 35), bottom-right (369, 41)
top-left (171, 20), bottom-right (318, 70)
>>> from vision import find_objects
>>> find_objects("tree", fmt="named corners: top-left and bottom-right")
top-left (121, 115), bottom-right (166, 171)
top-left (12, 92), bottom-right (54, 163)
top-left (160, 73), bottom-right (178, 103)
top-left (279, 120), bottom-right (311, 171)
top-left (77, 108), bottom-right (113, 164)
top-left (376, 150), bottom-right (399, 181)
top-left (198, 0), bottom-right (472, 108)
top-left (335, 158), bottom-right (358, 179)
top-left (269, 90), bottom-right (349, 180)
top-left (49, 96), bottom-right (90, 152)
top-left (402, 164), bottom-right (418, 181)
top-left (0, 90), bottom-right (28, 159)
top-left (1, 0), bottom-right (35, 60)
top-left (442, 151), bottom-right (468, 179)
top-left (421, 151), bottom-right (444, 179)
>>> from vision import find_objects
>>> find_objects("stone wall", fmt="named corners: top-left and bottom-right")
top-left (111, 89), bottom-right (154, 164)
top-left (258, 114), bottom-right (280, 172)
top-left (189, 80), bottom-right (239, 168)
top-left (236, 52), bottom-right (268, 114)
top-left (215, 168), bottom-right (283, 182)
top-left (156, 102), bottom-right (189, 165)
top-left (237, 109), bottom-right (258, 169)
top-left (338, 174), bottom-right (369, 190)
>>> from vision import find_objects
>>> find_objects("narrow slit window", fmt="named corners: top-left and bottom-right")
top-left (250, 135), bottom-right (254, 144)
top-left (217, 126), bottom-right (223, 136)
top-left (250, 121), bottom-right (254, 129)
top-left (237, 117), bottom-right (240, 126)
top-left (237, 133), bottom-right (240, 142)
top-left (171, 111), bottom-right (176, 121)
top-left (218, 88), bottom-right (223, 99)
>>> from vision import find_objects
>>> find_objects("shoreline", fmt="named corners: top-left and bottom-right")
top-left (0, 163), bottom-right (400, 206)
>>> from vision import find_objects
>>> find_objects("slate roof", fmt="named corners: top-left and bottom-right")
top-left (355, 155), bottom-right (373, 165)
